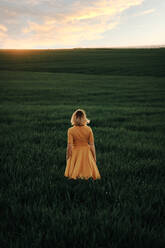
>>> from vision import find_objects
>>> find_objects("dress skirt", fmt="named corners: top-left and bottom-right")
top-left (64, 145), bottom-right (101, 180)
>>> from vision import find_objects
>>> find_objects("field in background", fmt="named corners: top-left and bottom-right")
top-left (0, 49), bottom-right (165, 248)
top-left (0, 48), bottom-right (165, 77)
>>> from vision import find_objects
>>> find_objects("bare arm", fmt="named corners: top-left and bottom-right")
top-left (89, 143), bottom-right (96, 162)
top-left (66, 144), bottom-right (72, 160)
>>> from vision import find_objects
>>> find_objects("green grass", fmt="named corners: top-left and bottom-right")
top-left (0, 48), bottom-right (165, 76)
top-left (0, 49), bottom-right (165, 248)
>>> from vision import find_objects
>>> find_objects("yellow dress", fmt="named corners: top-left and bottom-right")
top-left (64, 125), bottom-right (101, 180)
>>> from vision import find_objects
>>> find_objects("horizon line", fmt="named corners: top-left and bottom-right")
top-left (0, 44), bottom-right (165, 50)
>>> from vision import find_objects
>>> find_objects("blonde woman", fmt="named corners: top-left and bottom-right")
top-left (64, 109), bottom-right (101, 180)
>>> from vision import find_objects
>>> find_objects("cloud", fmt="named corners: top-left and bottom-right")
top-left (0, 24), bottom-right (7, 32)
top-left (0, 0), bottom-right (144, 48)
top-left (134, 8), bottom-right (155, 17)
top-left (0, 24), bottom-right (8, 44)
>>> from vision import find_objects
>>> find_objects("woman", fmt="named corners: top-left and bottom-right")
top-left (64, 109), bottom-right (101, 180)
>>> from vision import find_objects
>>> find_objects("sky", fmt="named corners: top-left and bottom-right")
top-left (0, 0), bottom-right (164, 49)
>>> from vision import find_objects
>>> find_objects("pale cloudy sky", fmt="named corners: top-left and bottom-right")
top-left (0, 0), bottom-right (164, 48)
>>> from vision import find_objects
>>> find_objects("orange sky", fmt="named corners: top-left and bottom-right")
top-left (0, 0), bottom-right (164, 48)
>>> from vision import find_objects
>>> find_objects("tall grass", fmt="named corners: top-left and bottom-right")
top-left (0, 49), bottom-right (165, 248)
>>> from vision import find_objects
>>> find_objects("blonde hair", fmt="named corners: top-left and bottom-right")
top-left (71, 109), bottom-right (90, 126)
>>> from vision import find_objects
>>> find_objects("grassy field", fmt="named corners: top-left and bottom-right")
top-left (0, 48), bottom-right (165, 248)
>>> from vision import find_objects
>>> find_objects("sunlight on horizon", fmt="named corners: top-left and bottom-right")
top-left (0, 0), bottom-right (164, 49)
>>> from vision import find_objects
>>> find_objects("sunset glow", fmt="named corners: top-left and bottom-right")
top-left (0, 0), bottom-right (164, 49)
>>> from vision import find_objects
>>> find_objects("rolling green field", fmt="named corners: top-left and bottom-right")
top-left (0, 48), bottom-right (165, 248)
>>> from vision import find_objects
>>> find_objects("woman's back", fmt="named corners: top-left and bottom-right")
top-left (65, 108), bottom-right (101, 180)
top-left (68, 125), bottom-right (94, 147)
